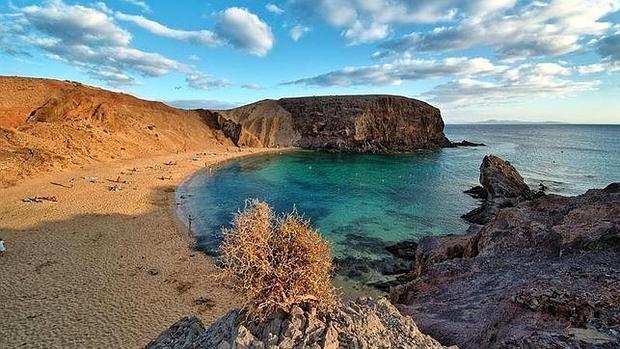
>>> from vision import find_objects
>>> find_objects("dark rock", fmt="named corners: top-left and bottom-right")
top-left (479, 154), bottom-right (531, 199)
top-left (463, 185), bottom-right (486, 199)
top-left (390, 155), bottom-right (620, 349)
top-left (146, 316), bottom-right (205, 349)
top-left (368, 273), bottom-right (415, 292)
top-left (385, 240), bottom-right (418, 260)
top-left (448, 140), bottom-right (486, 147)
top-left (462, 155), bottom-right (534, 224)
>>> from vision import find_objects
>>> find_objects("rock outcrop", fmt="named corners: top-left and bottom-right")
top-left (461, 155), bottom-right (537, 225)
top-left (148, 298), bottom-right (446, 349)
top-left (212, 95), bottom-right (451, 152)
top-left (389, 155), bottom-right (620, 348)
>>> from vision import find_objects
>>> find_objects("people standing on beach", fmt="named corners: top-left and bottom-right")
top-left (0, 238), bottom-right (5, 256)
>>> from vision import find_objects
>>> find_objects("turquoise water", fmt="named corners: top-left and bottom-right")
top-left (178, 124), bottom-right (620, 276)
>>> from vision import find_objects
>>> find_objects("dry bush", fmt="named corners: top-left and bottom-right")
top-left (220, 199), bottom-right (337, 317)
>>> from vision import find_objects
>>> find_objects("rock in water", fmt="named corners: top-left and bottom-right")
top-left (148, 298), bottom-right (447, 348)
top-left (478, 155), bottom-right (531, 199)
top-left (211, 95), bottom-right (450, 152)
top-left (390, 156), bottom-right (620, 348)
top-left (462, 155), bottom-right (535, 224)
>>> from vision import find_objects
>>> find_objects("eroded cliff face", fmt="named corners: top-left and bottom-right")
top-left (212, 95), bottom-right (450, 152)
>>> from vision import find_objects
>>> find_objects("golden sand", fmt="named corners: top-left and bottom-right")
top-left (0, 147), bottom-right (280, 348)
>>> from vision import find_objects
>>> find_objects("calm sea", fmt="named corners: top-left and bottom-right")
top-left (177, 124), bottom-right (620, 279)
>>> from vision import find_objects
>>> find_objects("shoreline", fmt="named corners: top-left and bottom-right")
top-left (0, 146), bottom-right (286, 348)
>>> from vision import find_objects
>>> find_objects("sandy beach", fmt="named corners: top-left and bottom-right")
top-left (0, 147), bottom-right (280, 348)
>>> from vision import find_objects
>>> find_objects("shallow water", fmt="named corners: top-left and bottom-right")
top-left (177, 124), bottom-right (620, 288)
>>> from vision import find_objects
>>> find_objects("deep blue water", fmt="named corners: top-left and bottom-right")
top-left (177, 124), bottom-right (620, 283)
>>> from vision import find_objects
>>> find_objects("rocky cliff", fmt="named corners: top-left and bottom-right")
top-left (213, 95), bottom-right (450, 152)
top-left (387, 155), bottom-right (620, 348)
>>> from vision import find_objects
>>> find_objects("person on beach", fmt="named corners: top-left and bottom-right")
top-left (0, 238), bottom-right (5, 256)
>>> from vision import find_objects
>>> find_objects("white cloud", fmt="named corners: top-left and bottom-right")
top-left (266, 3), bottom-right (284, 15)
top-left (115, 12), bottom-right (220, 46)
top-left (377, 0), bottom-right (620, 61)
top-left (285, 57), bottom-right (507, 86)
top-left (1, 0), bottom-right (228, 88)
top-left (241, 83), bottom-right (262, 89)
top-left (343, 21), bottom-right (389, 44)
top-left (288, 0), bottom-right (518, 45)
top-left (215, 7), bottom-right (274, 57)
top-left (289, 24), bottom-right (310, 41)
top-left (425, 62), bottom-right (601, 106)
top-left (186, 72), bottom-right (231, 90)
top-left (21, 0), bottom-right (131, 46)
top-left (120, 0), bottom-right (150, 13)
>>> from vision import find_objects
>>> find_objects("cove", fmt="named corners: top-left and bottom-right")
top-left (177, 124), bottom-right (620, 290)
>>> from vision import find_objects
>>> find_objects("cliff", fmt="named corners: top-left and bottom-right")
top-left (214, 95), bottom-right (450, 151)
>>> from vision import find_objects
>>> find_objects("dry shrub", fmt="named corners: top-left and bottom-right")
top-left (220, 199), bottom-right (337, 317)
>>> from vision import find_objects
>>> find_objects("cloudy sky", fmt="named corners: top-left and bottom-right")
top-left (1, 0), bottom-right (619, 123)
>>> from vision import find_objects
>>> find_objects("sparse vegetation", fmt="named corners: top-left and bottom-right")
top-left (219, 200), bottom-right (337, 317)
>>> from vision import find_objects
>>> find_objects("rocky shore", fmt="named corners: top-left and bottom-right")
top-left (388, 155), bottom-right (619, 348)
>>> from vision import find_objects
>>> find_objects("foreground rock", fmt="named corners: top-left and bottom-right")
top-left (211, 95), bottom-right (451, 152)
top-left (148, 298), bottom-right (446, 348)
top-left (391, 155), bottom-right (620, 348)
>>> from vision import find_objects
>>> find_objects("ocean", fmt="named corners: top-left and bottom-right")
top-left (177, 124), bottom-right (620, 285)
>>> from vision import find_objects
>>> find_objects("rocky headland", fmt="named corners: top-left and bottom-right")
top-left (1, 77), bottom-right (476, 187)
top-left (204, 95), bottom-right (453, 152)
top-left (386, 155), bottom-right (620, 348)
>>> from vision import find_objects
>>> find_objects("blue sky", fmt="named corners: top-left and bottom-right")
top-left (1, 0), bottom-right (619, 123)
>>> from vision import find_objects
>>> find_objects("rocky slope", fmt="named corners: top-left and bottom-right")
top-left (147, 297), bottom-right (446, 349)
top-left (388, 155), bottom-right (620, 348)
top-left (0, 76), bottom-right (234, 187)
top-left (214, 95), bottom-right (451, 151)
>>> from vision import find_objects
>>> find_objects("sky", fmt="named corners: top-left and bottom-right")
top-left (1, 0), bottom-right (619, 123)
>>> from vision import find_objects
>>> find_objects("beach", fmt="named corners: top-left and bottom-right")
top-left (0, 147), bottom-right (278, 348)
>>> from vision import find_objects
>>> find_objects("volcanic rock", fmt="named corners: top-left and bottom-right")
top-left (213, 95), bottom-right (451, 152)
top-left (148, 298), bottom-right (447, 349)
top-left (385, 240), bottom-right (418, 260)
top-left (462, 155), bottom-right (536, 224)
top-left (390, 156), bottom-right (620, 348)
